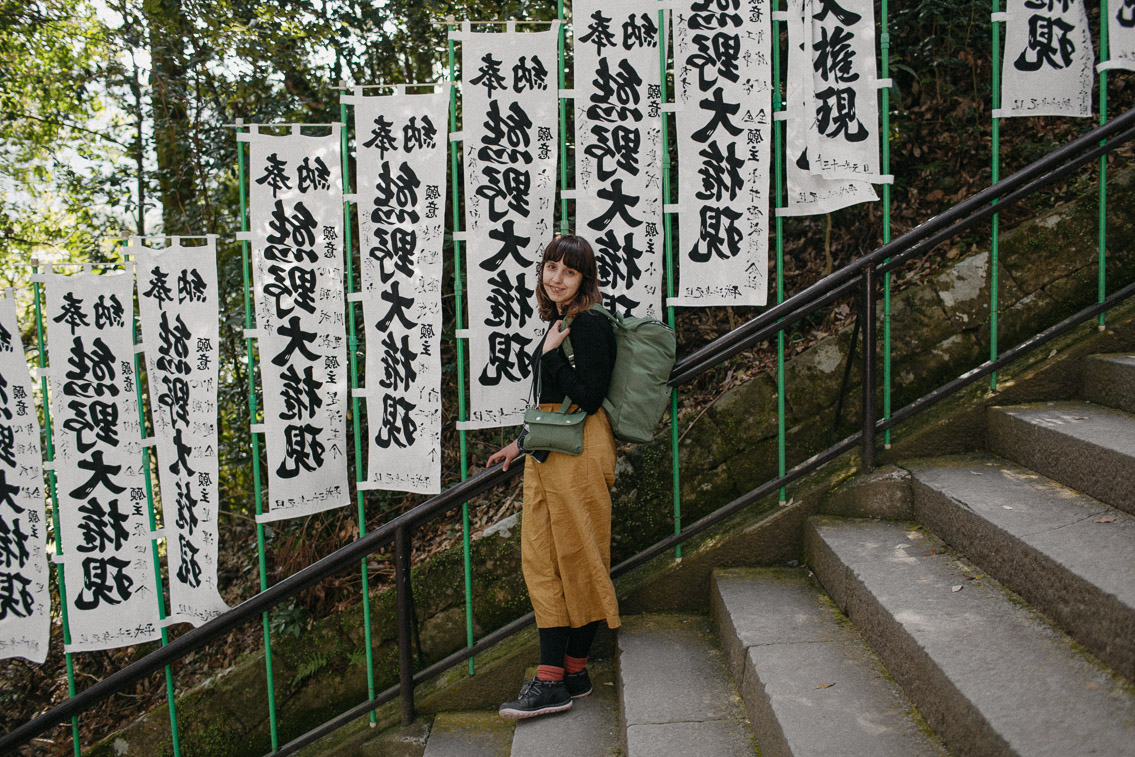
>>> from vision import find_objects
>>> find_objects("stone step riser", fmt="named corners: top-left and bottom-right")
top-left (909, 462), bottom-right (1135, 683)
top-left (711, 568), bottom-right (945, 757)
top-left (422, 712), bottom-right (513, 757)
top-left (987, 402), bottom-right (1135, 516)
top-left (804, 521), bottom-right (1014, 757)
top-left (804, 517), bottom-right (1135, 757)
top-left (1082, 355), bottom-right (1135, 414)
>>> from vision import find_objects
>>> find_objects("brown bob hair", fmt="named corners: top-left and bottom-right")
top-left (535, 234), bottom-right (604, 321)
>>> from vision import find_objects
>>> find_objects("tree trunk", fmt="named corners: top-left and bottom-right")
top-left (144, 0), bottom-right (196, 235)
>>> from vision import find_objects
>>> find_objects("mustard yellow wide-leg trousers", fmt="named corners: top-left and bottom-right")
top-left (521, 407), bottom-right (621, 630)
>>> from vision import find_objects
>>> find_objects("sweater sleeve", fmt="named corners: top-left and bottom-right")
top-left (539, 313), bottom-right (613, 414)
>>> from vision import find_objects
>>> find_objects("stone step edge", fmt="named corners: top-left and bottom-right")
top-left (907, 455), bottom-right (1135, 684)
top-left (986, 401), bottom-right (1135, 516)
top-left (710, 567), bottom-right (946, 757)
top-left (805, 516), bottom-right (1135, 757)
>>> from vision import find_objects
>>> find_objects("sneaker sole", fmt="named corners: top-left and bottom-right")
top-left (569, 687), bottom-right (592, 699)
top-left (498, 701), bottom-right (573, 720)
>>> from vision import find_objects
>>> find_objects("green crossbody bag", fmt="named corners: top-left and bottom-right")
top-left (523, 321), bottom-right (587, 456)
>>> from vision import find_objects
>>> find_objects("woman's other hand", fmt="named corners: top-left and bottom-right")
top-left (488, 440), bottom-right (522, 471)
top-left (542, 320), bottom-right (570, 354)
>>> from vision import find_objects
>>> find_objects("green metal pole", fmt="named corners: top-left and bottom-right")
top-left (448, 27), bottom-right (476, 676)
top-left (880, 0), bottom-right (892, 448)
top-left (990, 0), bottom-right (1002, 391)
top-left (339, 92), bottom-right (378, 722)
top-left (658, 3), bottom-right (681, 557)
top-left (237, 127), bottom-right (279, 751)
top-left (773, 0), bottom-right (787, 503)
top-left (559, 4), bottom-right (570, 235)
top-left (33, 263), bottom-right (81, 757)
top-left (125, 247), bottom-right (181, 757)
top-left (1098, 0), bottom-right (1109, 330)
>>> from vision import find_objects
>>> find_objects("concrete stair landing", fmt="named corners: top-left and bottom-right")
top-left (509, 659), bottom-right (620, 757)
top-left (617, 614), bottom-right (756, 757)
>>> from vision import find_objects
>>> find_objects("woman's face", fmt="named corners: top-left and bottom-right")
top-left (542, 258), bottom-right (582, 312)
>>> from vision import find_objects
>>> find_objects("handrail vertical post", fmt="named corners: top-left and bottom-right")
top-left (880, 0), bottom-right (893, 448)
top-left (658, 1), bottom-right (681, 557)
top-left (32, 261), bottom-right (82, 756)
top-left (237, 123), bottom-right (279, 751)
top-left (1098, 0), bottom-right (1110, 330)
top-left (772, 0), bottom-right (788, 504)
top-left (395, 526), bottom-right (415, 725)
top-left (339, 87), bottom-right (379, 723)
top-left (990, 0), bottom-right (1003, 390)
top-left (861, 266), bottom-right (877, 471)
top-left (447, 20), bottom-right (476, 677)
top-left (124, 246), bottom-right (182, 757)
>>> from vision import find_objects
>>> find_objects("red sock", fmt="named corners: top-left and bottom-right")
top-left (536, 665), bottom-right (564, 682)
top-left (564, 655), bottom-right (587, 674)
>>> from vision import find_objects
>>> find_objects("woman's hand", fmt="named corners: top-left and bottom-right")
top-left (487, 439), bottom-right (522, 471)
top-left (542, 320), bottom-right (570, 354)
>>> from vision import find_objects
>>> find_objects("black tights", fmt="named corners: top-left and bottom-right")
top-left (538, 620), bottom-right (602, 667)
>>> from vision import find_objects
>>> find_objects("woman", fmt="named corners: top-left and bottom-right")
top-left (488, 234), bottom-right (619, 719)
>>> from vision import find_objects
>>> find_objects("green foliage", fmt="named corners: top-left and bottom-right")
top-left (0, 0), bottom-right (128, 272)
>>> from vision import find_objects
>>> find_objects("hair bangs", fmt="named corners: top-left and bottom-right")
top-left (536, 235), bottom-right (605, 321)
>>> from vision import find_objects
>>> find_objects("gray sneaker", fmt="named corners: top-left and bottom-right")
top-left (498, 677), bottom-right (573, 719)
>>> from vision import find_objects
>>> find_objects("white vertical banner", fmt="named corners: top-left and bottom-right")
top-left (0, 296), bottom-right (50, 663)
top-left (45, 270), bottom-right (161, 653)
top-left (1000, 0), bottom-right (1093, 117)
top-left (1101, 0), bottom-right (1135, 72)
top-left (243, 126), bottom-right (349, 521)
top-left (574, 0), bottom-right (665, 317)
top-left (347, 89), bottom-right (449, 493)
top-left (805, 0), bottom-right (884, 180)
top-left (456, 25), bottom-right (559, 430)
top-left (672, 0), bottom-right (770, 306)
top-left (134, 238), bottom-right (229, 625)
top-left (783, 0), bottom-right (877, 216)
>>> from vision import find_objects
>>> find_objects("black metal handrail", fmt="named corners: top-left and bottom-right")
top-left (3, 106), bottom-right (1133, 755)
top-left (671, 104), bottom-right (1135, 385)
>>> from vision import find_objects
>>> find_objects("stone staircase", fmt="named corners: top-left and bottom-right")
top-left (356, 353), bottom-right (1135, 756)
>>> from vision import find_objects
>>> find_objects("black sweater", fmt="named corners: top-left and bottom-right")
top-left (535, 310), bottom-right (616, 414)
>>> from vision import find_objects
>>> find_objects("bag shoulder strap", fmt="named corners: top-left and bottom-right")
top-left (533, 320), bottom-right (576, 415)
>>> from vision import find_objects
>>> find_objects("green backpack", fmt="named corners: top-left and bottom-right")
top-left (564, 304), bottom-right (677, 443)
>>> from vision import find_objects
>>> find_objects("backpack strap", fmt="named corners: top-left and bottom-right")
top-left (561, 303), bottom-right (613, 364)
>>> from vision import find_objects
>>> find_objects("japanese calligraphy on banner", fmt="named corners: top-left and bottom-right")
top-left (348, 89), bottom-right (449, 493)
top-left (44, 270), bottom-right (161, 652)
top-left (1101, 0), bottom-right (1135, 72)
top-left (673, 0), bottom-right (770, 306)
top-left (574, 0), bottom-right (664, 317)
top-left (805, 0), bottom-right (884, 181)
top-left (783, 0), bottom-right (877, 216)
top-left (456, 25), bottom-right (559, 429)
top-left (134, 238), bottom-right (229, 625)
top-left (242, 127), bottom-right (349, 520)
top-left (1000, 0), bottom-right (1093, 117)
top-left (0, 297), bottom-right (49, 663)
